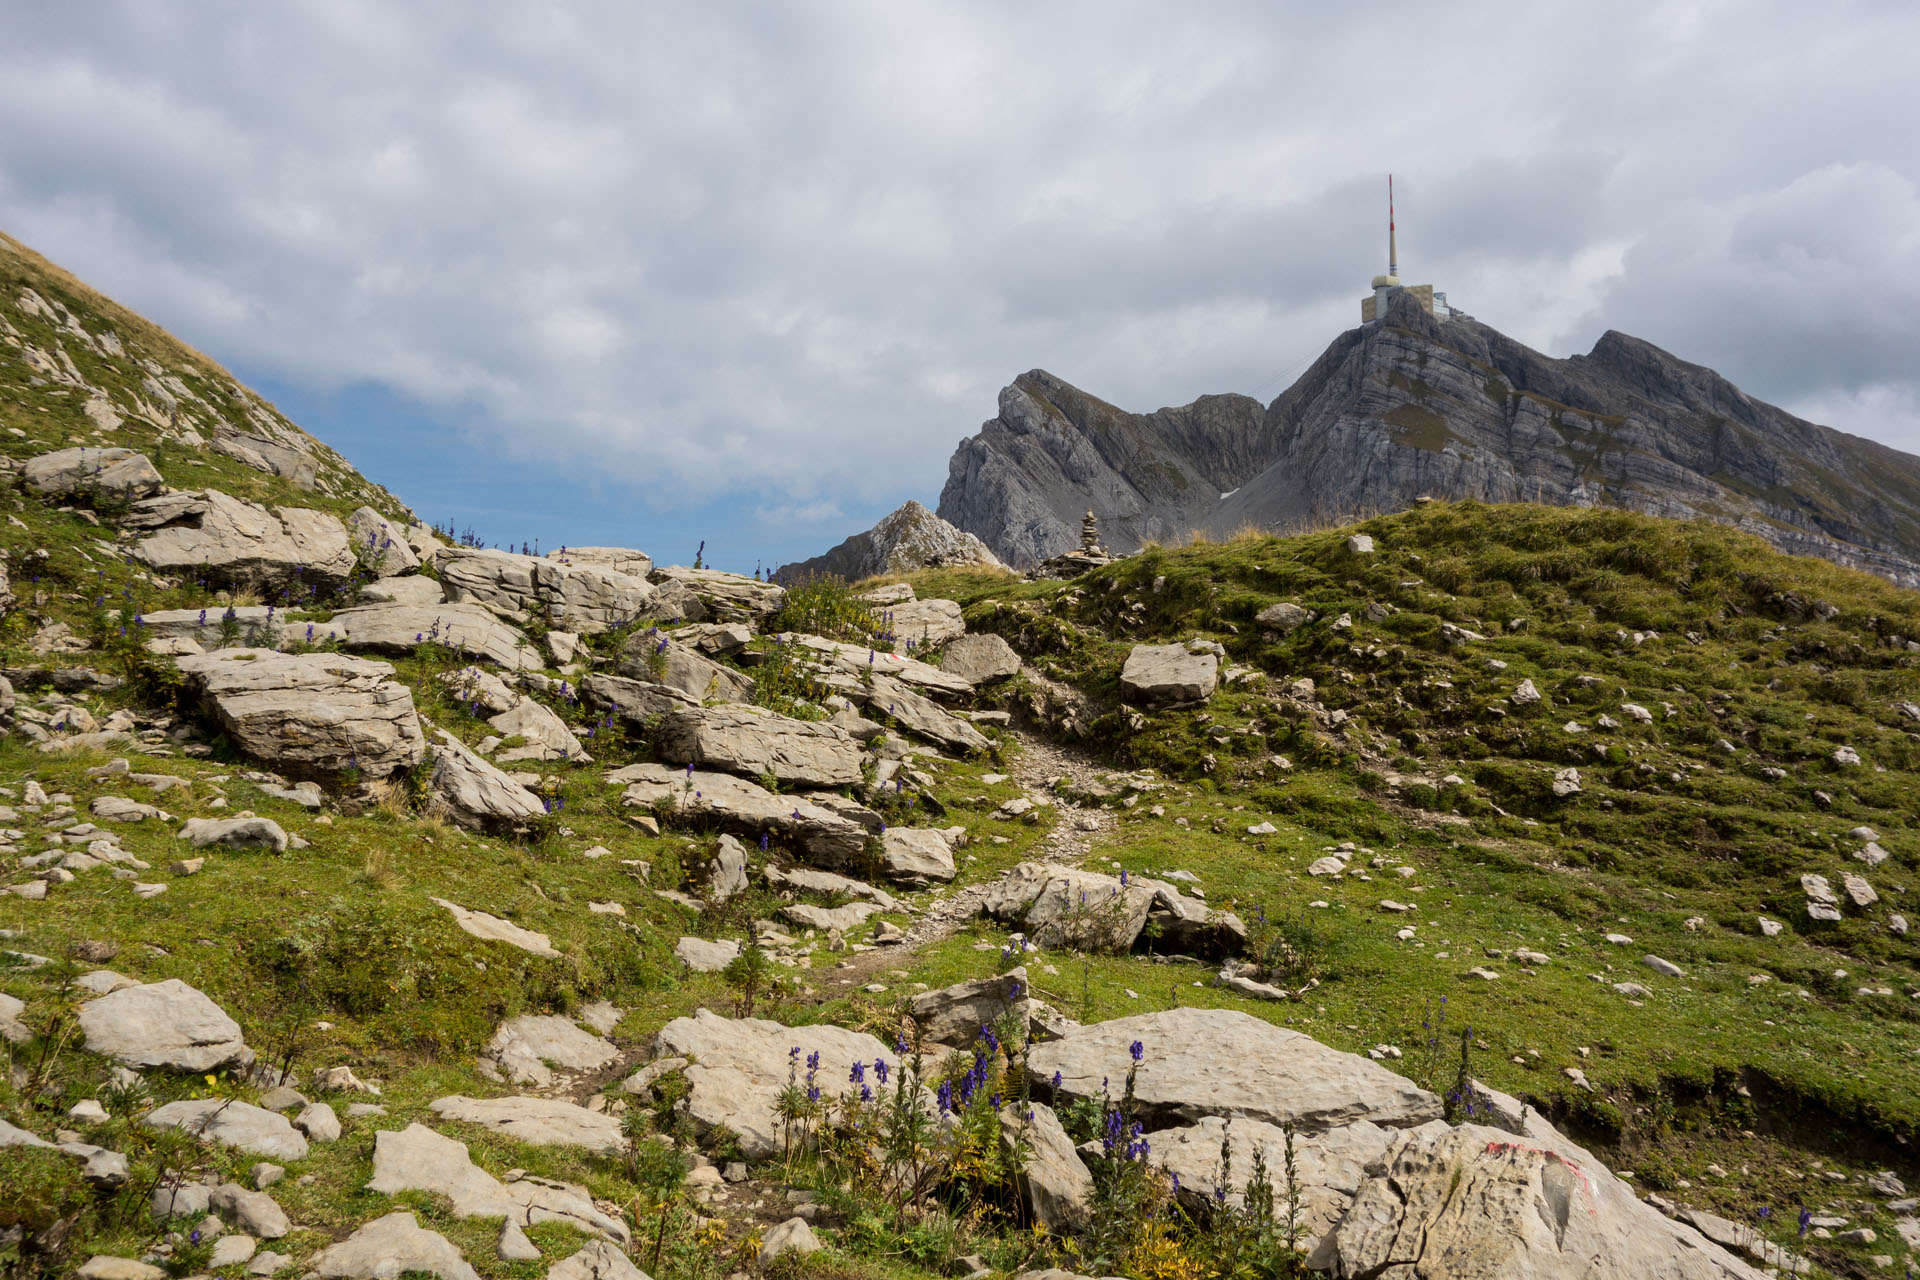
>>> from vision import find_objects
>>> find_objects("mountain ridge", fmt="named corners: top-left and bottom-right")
top-left (936, 292), bottom-right (1920, 585)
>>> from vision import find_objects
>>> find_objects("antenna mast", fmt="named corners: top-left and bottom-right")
top-left (1388, 173), bottom-right (1398, 278)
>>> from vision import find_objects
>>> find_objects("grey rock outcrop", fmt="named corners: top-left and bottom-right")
top-left (650, 565), bottom-right (785, 621)
top-left (131, 490), bottom-right (356, 590)
top-left (78, 979), bottom-right (250, 1071)
top-left (309, 1211), bottom-right (479, 1280)
top-left (778, 499), bottom-right (1005, 582)
top-left (426, 731), bottom-right (548, 830)
top-left (654, 704), bottom-right (863, 788)
top-left (1156, 1115), bottom-right (1396, 1252)
top-left (360, 574), bottom-right (445, 606)
top-left (938, 305), bottom-right (1920, 586)
top-left (175, 648), bottom-right (425, 780)
top-left (548, 1241), bottom-right (651, 1280)
top-left (25, 446), bottom-right (165, 499)
top-left (652, 1008), bottom-right (903, 1159)
top-left (178, 816), bottom-right (289, 852)
top-left (344, 505), bottom-right (420, 575)
top-left (877, 827), bottom-right (956, 885)
top-left (487, 699), bottom-right (587, 763)
top-left (329, 602), bottom-right (541, 670)
top-left (607, 763), bottom-right (869, 867)
top-left (1120, 644), bottom-right (1218, 706)
top-left (1308, 1120), bottom-right (1764, 1278)
top-left (550, 545), bottom-right (653, 578)
top-left (145, 1099), bottom-right (309, 1160)
top-left (615, 632), bottom-right (754, 703)
top-left (940, 632), bottom-right (1021, 683)
top-left (1029, 1008), bottom-right (1441, 1133)
top-left (437, 546), bottom-right (656, 632)
top-left (882, 597), bottom-right (966, 648)
top-left (1004, 1102), bottom-right (1091, 1232)
top-left (867, 672), bottom-right (990, 753)
top-left (481, 1015), bottom-right (619, 1088)
top-left (910, 969), bottom-right (1029, 1046)
top-left (427, 1095), bottom-right (625, 1155)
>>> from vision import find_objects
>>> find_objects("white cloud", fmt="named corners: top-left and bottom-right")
top-left (1, 0), bottom-right (1916, 531)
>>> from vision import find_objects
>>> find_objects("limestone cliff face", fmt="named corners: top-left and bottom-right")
top-left (936, 370), bottom-right (1275, 569)
top-left (938, 293), bottom-right (1920, 585)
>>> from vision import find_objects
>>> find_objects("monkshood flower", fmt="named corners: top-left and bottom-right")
top-left (849, 1061), bottom-right (865, 1085)
top-left (1129, 1040), bottom-right (1144, 1062)
top-left (874, 1059), bottom-right (889, 1085)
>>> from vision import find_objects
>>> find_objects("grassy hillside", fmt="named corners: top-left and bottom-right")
top-left (1, 237), bottom-right (1915, 1279)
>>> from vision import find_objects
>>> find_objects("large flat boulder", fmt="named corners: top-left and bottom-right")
top-left (910, 969), bottom-right (1029, 1046)
top-left (1029, 1009), bottom-right (1442, 1133)
top-left (432, 898), bottom-right (559, 958)
top-left (650, 565), bottom-right (785, 621)
top-left (359, 574), bottom-right (445, 606)
top-left (866, 673), bottom-right (990, 753)
top-left (789, 633), bottom-right (974, 700)
top-left (427, 1096), bottom-right (624, 1155)
top-left (765, 863), bottom-right (904, 910)
top-left (1308, 1121), bottom-right (1766, 1279)
top-left (328, 602), bottom-right (541, 670)
top-left (878, 827), bottom-right (956, 885)
top-left (582, 672), bottom-right (699, 728)
top-left (127, 605), bottom-right (296, 651)
top-left (980, 863), bottom-right (1158, 952)
top-left (881, 597), bottom-right (966, 648)
top-left (615, 633), bottom-right (755, 703)
top-left (481, 1015), bottom-right (619, 1088)
top-left (132, 490), bottom-right (357, 590)
top-left (426, 731), bottom-right (547, 829)
top-left (145, 1099), bottom-right (308, 1160)
top-left (24, 446), bottom-right (165, 499)
top-left (175, 648), bottom-right (425, 781)
top-left (78, 979), bottom-right (250, 1072)
top-left (655, 704), bottom-right (863, 788)
top-left (979, 862), bottom-right (1241, 957)
top-left (610, 763), bottom-right (868, 866)
top-left (1120, 644), bottom-right (1218, 707)
top-left (550, 545), bottom-right (653, 578)
top-left (310, 1211), bottom-right (477, 1280)
top-left (652, 1008), bottom-right (900, 1159)
top-left (438, 546), bottom-right (656, 633)
top-left (940, 632), bottom-right (1021, 683)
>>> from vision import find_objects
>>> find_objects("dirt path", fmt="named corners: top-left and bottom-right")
top-left (802, 721), bottom-right (1116, 997)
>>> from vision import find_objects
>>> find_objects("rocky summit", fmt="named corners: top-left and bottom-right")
top-left (938, 291), bottom-right (1920, 583)
top-left (2, 231), bottom-right (1917, 1280)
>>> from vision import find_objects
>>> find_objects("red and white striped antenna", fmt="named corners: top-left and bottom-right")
top-left (1388, 173), bottom-right (1398, 278)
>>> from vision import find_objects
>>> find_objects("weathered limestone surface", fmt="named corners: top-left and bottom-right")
top-left (940, 632), bottom-right (1021, 683)
top-left (175, 648), bottom-right (425, 780)
top-left (133, 490), bottom-right (357, 589)
top-left (1120, 644), bottom-right (1218, 706)
top-left (345, 505), bottom-right (421, 575)
top-left (655, 704), bottom-right (863, 788)
top-left (329, 602), bottom-right (541, 670)
top-left (438, 546), bottom-right (657, 632)
top-left (652, 1009), bottom-right (901, 1159)
top-left (78, 979), bottom-right (250, 1071)
top-left (650, 566), bottom-right (785, 620)
top-left (608, 763), bottom-right (869, 867)
top-left (1308, 1120), bottom-right (1765, 1279)
top-left (25, 446), bottom-right (165, 499)
top-left (427, 732), bottom-right (548, 829)
top-left (1029, 1008), bottom-right (1442, 1133)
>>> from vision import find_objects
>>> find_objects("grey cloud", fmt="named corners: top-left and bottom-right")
top-left (1, 0), bottom-right (1917, 524)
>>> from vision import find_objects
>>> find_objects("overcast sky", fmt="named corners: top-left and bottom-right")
top-left (4, 1), bottom-right (1916, 570)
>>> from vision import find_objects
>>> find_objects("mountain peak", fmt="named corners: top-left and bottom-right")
top-left (937, 308), bottom-right (1920, 585)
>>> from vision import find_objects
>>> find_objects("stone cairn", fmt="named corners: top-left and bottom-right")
top-left (1034, 510), bottom-right (1116, 579)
